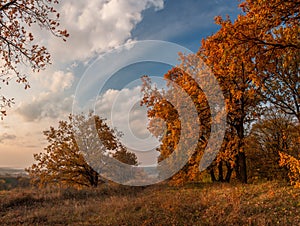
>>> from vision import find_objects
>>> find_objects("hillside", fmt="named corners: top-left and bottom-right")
top-left (1, 181), bottom-right (299, 225)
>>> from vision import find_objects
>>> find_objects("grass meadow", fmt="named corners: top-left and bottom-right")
top-left (1, 180), bottom-right (300, 225)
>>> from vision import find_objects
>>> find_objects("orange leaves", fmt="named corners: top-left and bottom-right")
top-left (26, 113), bottom-right (137, 188)
top-left (141, 59), bottom-right (214, 184)
top-left (139, 0), bottom-right (299, 184)
top-left (197, 0), bottom-right (300, 183)
top-left (239, 2), bottom-right (249, 12)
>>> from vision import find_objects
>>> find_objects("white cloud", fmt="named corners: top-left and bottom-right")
top-left (15, 69), bottom-right (75, 122)
top-left (30, 70), bottom-right (74, 92)
top-left (96, 86), bottom-right (162, 152)
top-left (16, 92), bottom-right (73, 122)
top-left (46, 0), bottom-right (164, 63)
top-left (13, 0), bottom-right (166, 123)
top-left (95, 86), bottom-right (163, 166)
top-left (46, 71), bottom-right (74, 93)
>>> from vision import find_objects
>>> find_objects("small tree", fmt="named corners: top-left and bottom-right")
top-left (26, 113), bottom-right (137, 188)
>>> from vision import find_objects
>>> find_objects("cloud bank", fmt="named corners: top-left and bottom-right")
top-left (16, 0), bottom-right (165, 122)
top-left (47, 0), bottom-right (165, 63)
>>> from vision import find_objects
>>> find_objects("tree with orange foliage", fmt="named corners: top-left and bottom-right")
top-left (279, 151), bottom-right (300, 188)
top-left (27, 113), bottom-right (137, 188)
top-left (233, 0), bottom-right (300, 186)
top-left (0, 0), bottom-right (69, 118)
top-left (199, 19), bottom-right (262, 183)
top-left (236, 0), bottom-right (300, 122)
top-left (141, 54), bottom-right (229, 184)
top-left (199, 0), bottom-right (299, 183)
top-left (141, 0), bottom-right (299, 184)
top-left (140, 68), bottom-right (205, 184)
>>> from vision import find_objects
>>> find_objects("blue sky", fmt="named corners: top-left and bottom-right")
top-left (0, 0), bottom-right (242, 168)
top-left (97, 0), bottom-right (241, 93)
top-left (133, 0), bottom-right (241, 51)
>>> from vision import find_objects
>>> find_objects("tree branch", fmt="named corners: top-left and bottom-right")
top-left (0, 0), bottom-right (17, 11)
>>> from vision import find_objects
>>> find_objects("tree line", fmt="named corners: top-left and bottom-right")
top-left (140, 0), bottom-right (299, 186)
top-left (28, 0), bottom-right (299, 188)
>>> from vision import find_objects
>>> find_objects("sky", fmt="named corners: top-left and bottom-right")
top-left (0, 0), bottom-right (242, 169)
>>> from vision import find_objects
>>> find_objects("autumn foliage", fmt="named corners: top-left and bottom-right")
top-left (279, 152), bottom-right (300, 188)
top-left (141, 0), bottom-right (299, 185)
top-left (26, 114), bottom-right (137, 188)
top-left (23, 0), bottom-right (300, 187)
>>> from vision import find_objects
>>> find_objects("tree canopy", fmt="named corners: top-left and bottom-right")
top-left (141, 0), bottom-right (299, 185)
top-left (26, 114), bottom-right (137, 188)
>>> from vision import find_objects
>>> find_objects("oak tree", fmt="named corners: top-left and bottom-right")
top-left (225, 0), bottom-right (300, 122)
top-left (199, 18), bottom-right (262, 183)
top-left (198, 0), bottom-right (299, 183)
top-left (26, 113), bottom-right (137, 188)
top-left (141, 54), bottom-right (227, 184)
top-left (142, 0), bottom-right (299, 185)
top-left (279, 151), bottom-right (300, 188)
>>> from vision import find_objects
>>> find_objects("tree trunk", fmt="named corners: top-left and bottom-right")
top-left (89, 170), bottom-right (99, 187)
top-left (235, 122), bottom-right (248, 184)
top-left (225, 162), bottom-right (233, 182)
top-left (210, 168), bottom-right (217, 182)
top-left (239, 152), bottom-right (247, 183)
top-left (235, 152), bottom-right (247, 183)
top-left (218, 161), bottom-right (224, 182)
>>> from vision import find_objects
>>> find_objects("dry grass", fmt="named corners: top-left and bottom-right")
top-left (0, 181), bottom-right (300, 225)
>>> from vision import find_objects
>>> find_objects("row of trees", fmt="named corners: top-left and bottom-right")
top-left (140, 0), bottom-right (299, 185)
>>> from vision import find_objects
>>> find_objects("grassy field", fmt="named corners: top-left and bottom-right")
top-left (0, 181), bottom-right (300, 225)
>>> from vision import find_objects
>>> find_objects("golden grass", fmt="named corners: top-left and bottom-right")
top-left (0, 181), bottom-right (300, 225)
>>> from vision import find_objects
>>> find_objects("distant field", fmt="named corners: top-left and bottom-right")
top-left (0, 181), bottom-right (299, 225)
top-left (0, 168), bottom-right (29, 191)
top-left (0, 167), bottom-right (27, 177)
